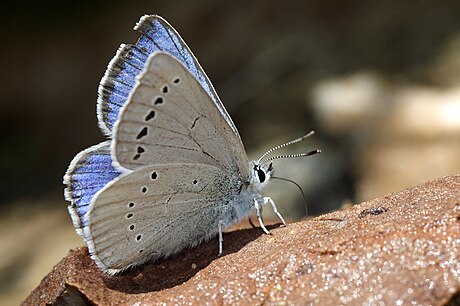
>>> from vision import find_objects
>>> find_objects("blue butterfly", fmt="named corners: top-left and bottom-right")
top-left (64, 15), bottom-right (319, 274)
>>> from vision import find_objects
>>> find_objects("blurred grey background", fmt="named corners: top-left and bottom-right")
top-left (1, 0), bottom-right (460, 303)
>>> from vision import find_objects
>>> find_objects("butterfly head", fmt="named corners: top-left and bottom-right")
top-left (249, 161), bottom-right (274, 191)
top-left (247, 131), bottom-right (321, 192)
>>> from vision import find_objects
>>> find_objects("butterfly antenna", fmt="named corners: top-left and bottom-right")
top-left (256, 131), bottom-right (316, 164)
top-left (271, 176), bottom-right (309, 218)
top-left (260, 149), bottom-right (321, 165)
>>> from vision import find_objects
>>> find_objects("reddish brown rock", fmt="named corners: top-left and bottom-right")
top-left (23, 175), bottom-right (460, 305)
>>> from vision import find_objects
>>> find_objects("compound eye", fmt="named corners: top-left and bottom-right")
top-left (257, 169), bottom-right (266, 183)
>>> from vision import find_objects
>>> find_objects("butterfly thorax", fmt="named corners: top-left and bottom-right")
top-left (219, 161), bottom-right (272, 229)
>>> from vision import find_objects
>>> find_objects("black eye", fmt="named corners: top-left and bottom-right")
top-left (257, 169), bottom-right (266, 183)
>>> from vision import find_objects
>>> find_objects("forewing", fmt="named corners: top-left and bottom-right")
top-left (84, 163), bottom-right (238, 274)
top-left (63, 141), bottom-right (124, 235)
top-left (112, 52), bottom-right (248, 177)
top-left (97, 15), bottom-right (238, 136)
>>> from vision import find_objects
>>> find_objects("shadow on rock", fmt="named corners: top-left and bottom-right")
top-left (102, 225), bottom-right (272, 294)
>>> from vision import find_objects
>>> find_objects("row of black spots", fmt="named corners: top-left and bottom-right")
top-left (140, 172), bottom-right (158, 193)
top-left (158, 77), bottom-right (180, 98)
top-left (162, 79), bottom-right (180, 101)
top-left (125, 204), bottom-right (142, 252)
top-left (127, 202), bottom-right (136, 232)
top-left (138, 172), bottom-right (158, 194)
top-left (133, 146), bottom-right (145, 160)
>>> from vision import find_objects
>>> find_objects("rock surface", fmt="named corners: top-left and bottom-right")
top-left (23, 175), bottom-right (460, 305)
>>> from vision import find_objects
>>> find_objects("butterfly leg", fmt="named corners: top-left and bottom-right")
top-left (218, 220), bottom-right (224, 255)
top-left (263, 196), bottom-right (287, 227)
top-left (254, 198), bottom-right (270, 234)
top-left (248, 216), bottom-right (257, 228)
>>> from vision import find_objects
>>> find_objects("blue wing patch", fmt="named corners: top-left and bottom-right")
top-left (96, 15), bottom-right (238, 136)
top-left (64, 141), bottom-right (123, 235)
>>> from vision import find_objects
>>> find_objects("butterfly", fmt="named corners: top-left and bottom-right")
top-left (64, 15), bottom-right (320, 275)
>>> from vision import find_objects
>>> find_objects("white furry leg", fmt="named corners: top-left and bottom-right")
top-left (254, 196), bottom-right (287, 234)
top-left (263, 196), bottom-right (286, 226)
top-left (254, 198), bottom-right (270, 234)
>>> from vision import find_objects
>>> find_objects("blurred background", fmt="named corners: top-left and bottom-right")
top-left (1, 0), bottom-right (460, 303)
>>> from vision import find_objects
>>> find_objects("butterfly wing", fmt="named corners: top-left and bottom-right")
top-left (97, 15), bottom-right (239, 136)
top-left (72, 16), bottom-right (252, 274)
top-left (84, 163), bottom-right (239, 274)
top-left (63, 141), bottom-right (123, 236)
top-left (112, 52), bottom-right (249, 177)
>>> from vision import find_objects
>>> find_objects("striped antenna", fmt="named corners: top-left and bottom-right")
top-left (260, 149), bottom-right (321, 165)
top-left (256, 131), bottom-right (315, 164)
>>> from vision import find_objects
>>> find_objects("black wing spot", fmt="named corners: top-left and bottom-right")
top-left (133, 146), bottom-right (145, 160)
top-left (128, 202), bottom-right (135, 208)
top-left (136, 234), bottom-right (142, 241)
top-left (129, 224), bottom-right (135, 231)
top-left (151, 172), bottom-right (158, 180)
top-left (154, 97), bottom-right (163, 105)
top-left (145, 110), bottom-right (155, 121)
top-left (193, 179), bottom-right (198, 185)
top-left (126, 213), bottom-right (133, 219)
top-left (162, 85), bottom-right (168, 93)
top-left (142, 187), bottom-right (148, 193)
top-left (139, 249), bottom-right (144, 253)
top-left (173, 78), bottom-right (180, 84)
top-left (136, 127), bottom-right (148, 139)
